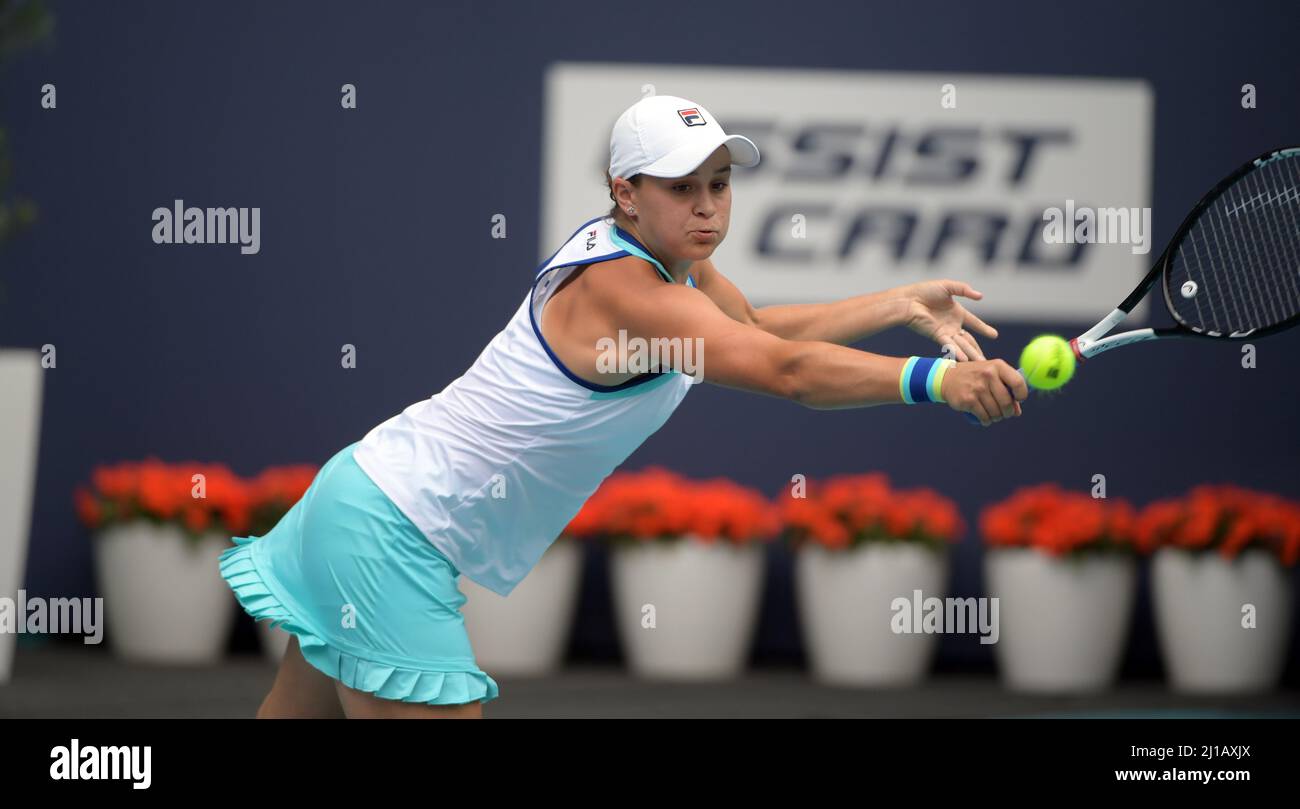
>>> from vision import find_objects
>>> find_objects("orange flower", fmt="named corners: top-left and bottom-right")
top-left (91, 465), bottom-right (138, 501)
top-left (251, 465), bottom-right (317, 507)
top-left (74, 486), bottom-right (102, 529)
top-left (565, 467), bottom-right (778, 544)
top-left (563, 493), bottom-right (607, 539)
top-left (1133, 499), bottom-right (1182, 554)
top-left (778, 473), bottom-right (963, 550)
top-left (78, 457), bottom-right (319, 540)
top-left (1135, 484), bottom-right (1300, 565)
top-left (980, 484), bottom-right (1134, 555)
top-left (181, 502), bottom-right (212, 534)
top-left (683, 479), bottom-right (780, 543)
top-left (136, 458), bottom-right (187, 520)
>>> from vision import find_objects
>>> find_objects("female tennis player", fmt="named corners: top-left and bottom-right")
top-left (220, 94), bottom-right (1026, 719)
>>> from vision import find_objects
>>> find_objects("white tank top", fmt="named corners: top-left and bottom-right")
top-left (352, 215), bottom-right (698, 595)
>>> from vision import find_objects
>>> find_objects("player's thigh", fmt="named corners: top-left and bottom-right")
top-left (259, 634), bottom-right (346, 719)
top-left (334, 680), bottom-right (483, 719)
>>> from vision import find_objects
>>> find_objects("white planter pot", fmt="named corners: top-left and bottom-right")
top-left (0, 349), bottom-right (44, 683)
top-left (92, 521), bottom-right (235, 664)
top-left (984, 547), bottom-right (1136, 693)
top-left (461, 537), bottom-right (583, 676)
top-left (1152, 547), bottom-right (1293, 694)
top-left (609, 538), bottom-right (765, 680)
top-left (796, 542), bottom-right (950, 687)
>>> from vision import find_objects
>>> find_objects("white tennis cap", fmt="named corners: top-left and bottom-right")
top-left (608, 95), bottom-right (760, 180)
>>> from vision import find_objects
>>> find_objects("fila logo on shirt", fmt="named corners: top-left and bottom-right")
top-left (677, 108), bottom-right (706, 126)
top-left (586, 228), bottom-right (598, 250)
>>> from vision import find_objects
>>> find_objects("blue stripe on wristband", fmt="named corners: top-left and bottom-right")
top-left (908, 357), bottom-right (938, 404)
top-left (900, 356), bottom-right (954, 404)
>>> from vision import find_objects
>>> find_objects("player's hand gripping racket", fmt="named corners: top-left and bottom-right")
top-left (964, 145), bottom-right (1300, 425)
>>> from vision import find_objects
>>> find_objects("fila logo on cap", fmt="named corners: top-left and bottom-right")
top-left (677, 108), bottom-right (706, 126)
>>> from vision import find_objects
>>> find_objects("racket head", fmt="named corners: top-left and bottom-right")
top-left (1160, 146), bottom-right (1300, 341)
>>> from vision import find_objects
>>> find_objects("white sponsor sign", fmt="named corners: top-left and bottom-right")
top-left (542, 63), bottom-right (1153, 321)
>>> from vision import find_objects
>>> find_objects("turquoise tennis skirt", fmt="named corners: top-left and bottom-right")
top-left (218, 441), bottom-right (499, 705)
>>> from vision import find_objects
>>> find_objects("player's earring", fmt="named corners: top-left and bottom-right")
top-left (627, 206), bottom-right (636, 215)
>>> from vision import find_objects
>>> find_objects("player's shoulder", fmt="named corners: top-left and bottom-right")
top-left (688, 257), bottom-right (716, 285)
top-left (581, 254), bottom-right (668, 297)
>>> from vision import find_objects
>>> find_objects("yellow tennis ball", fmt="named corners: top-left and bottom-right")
top-left (1019, 334), bottom-right (1076, 391)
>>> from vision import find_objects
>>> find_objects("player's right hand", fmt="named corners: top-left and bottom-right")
top-left (940, 359), bottom-right (1028, 426)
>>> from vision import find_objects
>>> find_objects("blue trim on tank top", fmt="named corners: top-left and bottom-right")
top-left (609, 226), bottom-right (673, 282)
top-left (534, 217), bottom-right (694, 286)
top-left (527, 217), bottom-right (696, 396)
top-left (529, 264), bottom-right (670, 395)
top-left (534, 215), bottom-right (607, 277)
top-left (587, 372), bottom-right (678, 399)
top-left (609, 225), bottom-right (696, 287)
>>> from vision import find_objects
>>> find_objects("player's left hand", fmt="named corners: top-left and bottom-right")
top-left (900, 280), bottom-right (997, 362)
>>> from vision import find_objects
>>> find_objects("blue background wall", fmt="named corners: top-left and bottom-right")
top-left (2, 0), bottom-right (1298, 677)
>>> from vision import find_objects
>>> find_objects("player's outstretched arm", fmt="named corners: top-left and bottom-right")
top-left (593, 257), bottom-right (1026, 423)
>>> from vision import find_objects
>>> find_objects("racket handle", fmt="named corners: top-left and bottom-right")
top-left (963, 368), bottom-right (1027, 426)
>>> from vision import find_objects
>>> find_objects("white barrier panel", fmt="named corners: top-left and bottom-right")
top-left (543, 63), bottom-right (1153, 322)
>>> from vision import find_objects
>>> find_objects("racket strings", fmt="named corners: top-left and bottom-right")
top-left (1257, 166), bottom-right (1300, 309)
top-left (1166, 154), bottom-right (1300, 335)
top-left (1228, 168), bottom-right (1296, 327)
top-left (1171, 165), bottom-right (1274, 333)
top-left (1215, 176), bottom-right (1280, 328)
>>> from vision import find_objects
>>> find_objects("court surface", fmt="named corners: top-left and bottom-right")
top-left (3, 644), bottom-right (1297, 719)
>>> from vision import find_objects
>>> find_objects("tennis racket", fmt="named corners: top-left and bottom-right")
top-left (965, 145), bottom-right (1300, 425)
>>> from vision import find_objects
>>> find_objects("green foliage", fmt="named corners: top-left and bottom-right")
top-left (0, 0), bottom-right (54, 54)
top-left (0, 0), bottom-right (53, 247)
